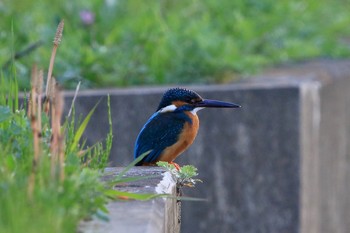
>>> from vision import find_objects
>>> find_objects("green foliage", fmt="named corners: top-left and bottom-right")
top-left (157, 161), bottom-right (202, 187)
top-left (0, 72), bottom-right (114, 232)
top-left (0, 72), bottom-right (165, 232)
top-left (0, 168), bottom-right (107, 233)
top-left (1, 19), bottom-right (175, 232)
top-left (1, 0), bottom-right (350, 90)
top-left (0, 106), bottom-right (12, 123)
top-left (64, 100), bottom-right (112, 171)
top-left (66, 100), bottom-right (100, 155)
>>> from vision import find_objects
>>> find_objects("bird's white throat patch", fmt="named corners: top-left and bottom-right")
top-left (190, 107), bottom-right (204, 115)
top-left (159, 104), bottom-right (177, 113)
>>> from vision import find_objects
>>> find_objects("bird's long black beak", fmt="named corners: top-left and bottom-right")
top-left (195, 99), bottom-right (241, 108)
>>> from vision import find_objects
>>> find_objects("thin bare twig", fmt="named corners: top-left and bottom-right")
top-left (67, 81), bottom-right (81, 118)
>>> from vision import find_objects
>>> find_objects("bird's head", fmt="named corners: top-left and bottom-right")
top-left (156, 87), bottom-right (240, 113)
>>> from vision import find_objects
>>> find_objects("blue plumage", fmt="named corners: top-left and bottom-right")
top-left (134, 87), bottom-right (240, 166)
top-left (134, 109), bottom-right (192, 165)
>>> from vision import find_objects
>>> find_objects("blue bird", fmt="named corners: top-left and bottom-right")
top-left (134, 87), bottom-right (240, 168)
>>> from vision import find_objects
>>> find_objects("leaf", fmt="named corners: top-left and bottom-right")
top-left (156, 161), bottom-right (175, 170)
top-left (104, 189), bottom-right (206, 202)
top-left (0, 106), bottom-right (12, 123)
top-left (6, 154), bottom-right (16, 171)
top-left (104, 189), bottom-right (168, 201)
top-left (180, 165), bottom-right (198, 178)
top-left (98, 204), bottom-right (109, 214)
top-left (94, 209), bottom-right (110, 222)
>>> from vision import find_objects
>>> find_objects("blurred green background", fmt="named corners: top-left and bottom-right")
top-left (1, 0), bottom-right (350, 90)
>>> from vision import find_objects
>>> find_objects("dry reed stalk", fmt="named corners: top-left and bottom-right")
top-left (50, 78), bottom-right (58, 179)
top-left (28, 65), bottom-right (41, 198)
top-left (50, 81), bottom-right (65, 181)
top-left (28, 20), bottom-right (65, 194)
top-left (36, 69), bottom-right (44, 188)
top-left (53, 85), bottom-right (65, 182)
top-left (44, 20), bottom-right (64, 114)
top-left (37, 69), bottom-right (43, 139)
top-left (45, 20), bottom-right (64, 97)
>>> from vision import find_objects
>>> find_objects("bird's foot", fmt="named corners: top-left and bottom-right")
top-left (169, 162), bottom-right (180, 171)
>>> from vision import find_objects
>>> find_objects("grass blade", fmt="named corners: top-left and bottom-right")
top-left (108, 175), bottom-right (158, 186)
top-left (104, 189), bottom-right (168, 201)
top-left (114, 150), bottom-right (151, 181)
top-left (68, 99), bottom-right (100, 153)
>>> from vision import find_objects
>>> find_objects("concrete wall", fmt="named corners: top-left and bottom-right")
top-left (66, 60), bottom-right (350, 233)
top-left (80, 167), bottom-right (180, 233)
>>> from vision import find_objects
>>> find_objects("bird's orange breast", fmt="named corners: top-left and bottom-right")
top-left (157, 112), bottom-right (199, 162)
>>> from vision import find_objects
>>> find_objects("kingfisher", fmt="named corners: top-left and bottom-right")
top-left (134, 87), bottom-right (240, 168)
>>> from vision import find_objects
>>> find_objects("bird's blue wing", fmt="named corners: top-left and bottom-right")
top-left (134, 111), bottom-right (188, 165)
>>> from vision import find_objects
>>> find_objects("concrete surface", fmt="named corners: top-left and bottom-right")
top-left (79, 167), bottom-right (180, 233)
top-left (66, 60), bottom-right (350, 233)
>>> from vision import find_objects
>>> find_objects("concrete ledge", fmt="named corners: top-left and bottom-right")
top-left (80, 167), bottom-right (180, 233)
top-left (67, 60), bottom-right (350, 233)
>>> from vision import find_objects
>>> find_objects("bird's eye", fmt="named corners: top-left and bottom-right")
top-left (190, 99), bottom-right (196, 104)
